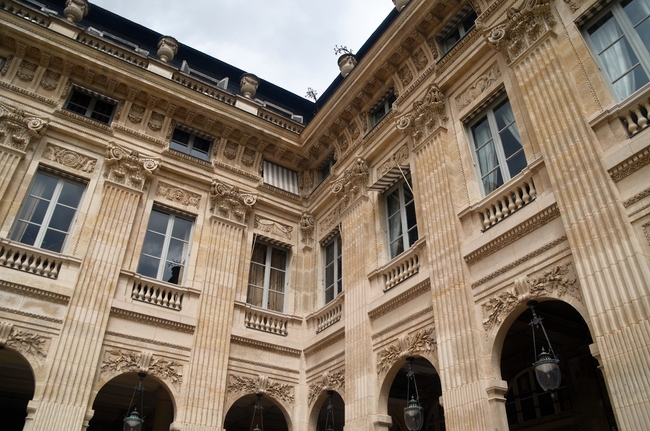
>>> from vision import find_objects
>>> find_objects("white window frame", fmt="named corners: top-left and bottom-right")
top-left (582, 0), bottom-right (650, 101)
top-left (385, 176), bottom-right (418, 260)
top-left (323, 233), bottom-right (342, 304)
top-left (136, 208), bottom-right (194, 285)
top-left (64, 87), bottom-right (117, 124)
top-left (467, 95), bottom-right (526, 196)
top-left (169, 126), bottom-right (213, 161)
top-left (9, 170), bottom-right (85, 253)
top-left (246, 240), bottom-right (289, 313)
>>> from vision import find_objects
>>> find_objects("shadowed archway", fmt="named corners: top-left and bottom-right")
top-left (0, 347), bottom-right (35, 431)
top-left (224, 394), bottom-right (289, 431)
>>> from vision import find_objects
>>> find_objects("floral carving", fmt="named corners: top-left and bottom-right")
top-left (16, 60), bottom-right (37, 82)
top-left (241, 147), bottom-right (256, 167)
top-left (228, 374), bottom-right (295, 405)
top-left (299, 211), bottom-right (315, 243)
top-left (377, 328), bottom-right (436, 374)
top-left (396, 84), bottom-right (447, 144)
top-left (148, 112), bottom-right (164, 132)
top-left (397, 65), bottom-right (414, 87)
top-left (254, 215), bottom-right (293, 239)
top-left (411, 48), bottom-right (429, 71)
top-left (331, 158), bottom-right (369, 204)
top-left (379, 145), bottom-right (409, 178)
top-left (224, 141), bottom-right (238, 160)
top-left (0, 102), bottom-right (49, 152)
top-left (40, 70), bottom-right (61, 91)
top-left (101, 349), bottom-right (183, 388)
top-left (308, 370), bottom-right (345, 405)
top-left (456, 64), bottom-right (501, 110)
top-left (482, 263), bottom-right (581, 332)
top-left (127, 104), bottom-right (145, 124)
top-left (210, 178), bottom-right (257, 223)
top-left (156, 181), bottom-right (201, 208)
top-left (43, 143), bottom-right (96, 172)
top-left (103, 143), bottom-right (159, 191)
top-left (484, 0), bottom-right (555, 63)
top-left (4, 328), bottom-right (49, 359)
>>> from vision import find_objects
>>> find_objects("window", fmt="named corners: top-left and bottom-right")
top-left (318, 156), bottom-right (335, 185)
top-left (9, 171), bottom-right (85, 253)
top-left (170, 127), bottom-right (212, 161)
top-left (370, 91), bottom-right (397, 126)
top-left (137, 209), bottom-right (193, 285)
top-left (263, 160), bottom-right (299, 194)
top-left (584, 0), bottom-right (650, 100)
top-left (64, 87), bottom-right (116, 124)
top-left (385, 177), bottom-right (418, 259)
top-left (468, 97), bottom-right (526, 195)
top-left (439, 6), bottom-right (477, 54)
top-left (323, 233), bottom-right (342, 304)
top-left (247, 241), bottom-right (288, 312)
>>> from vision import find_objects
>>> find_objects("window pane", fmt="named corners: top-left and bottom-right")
top-left (482, 168), bottom-right (503, 195)
top-left (251, 243), bottom-right (267, 264)
top-left (248, 262), bottom-right (265, 287)
top-left (166, 238), bottom-right (187, 264)
top-left (390, 238), bottom-right (404, 258)
top-left (538, 392), bottom-right (555, 417)
top-left (17, 197), bottom-right (50, 225)
top-left (386, 190), bottom-right (401, 217)
top-left (163, 262), bottom-right (183, 284)
top-left (137, 255), bottom-right (160, 279)
top-left (408, 225), bottom-right (419, 246)
top-left (172, 217), bottom-right (193, 241)
top-left (247, 285), bottom-right (263, 307)
top-left (506, 151), bottom-right (528, 178)
top-left (520, 397), bottom-right (537, 422)
top-left (268, 291), bottom-right (284, 312)
top-left (636, 17), bottom-right (650, 51)
top-left (476, 141), bottom-right (499, 175)
top-left (170, 140), bottom-right (189, 153)
top-left (588, 14), bottom-right (623, 51)
top-left (191, 136), bottom-right (211, 154)
top-left (32, 173), bottom-right (58, 200)
top-left (172, 128), bottom-right (191, 144)
top-left (90, 100), bottom-right (114, 123)
top-left (269, 268), bottom-right (285, 293)
top-left (325, 262), bottom-right (334, 288)
top-left (11, 222), bottom-right (40, 246)
top-left (493, 100), bottom-right (515, 131)
top-left (612, 64), bottom-right (649, 99)
top-left (58, 182), bottom-right (84, 208)
top-left (325, 286), bottom-right (334, 304)
top-left (67, 91), bottom-right (91, 114)
top-left (41, 229), bottom-right (66, 252)
top-left (472, 117), bottom-right (493, 149)
top-left (500, 126), bottom-right (524, 159)
top-left (148, 211), bottom-right (170, 234)
top-left (48, 205), bottom-right (76, 232)
top-left (271, 248), bottom-right (287, 269)
top-left (388, 212), bottom-right (403, 243)
top-left (623, 0), bottom-right (650, 28)
top-left (141, 231), bottom-right (165, 258)
top-left (405, 201), bottom-right (417, 230)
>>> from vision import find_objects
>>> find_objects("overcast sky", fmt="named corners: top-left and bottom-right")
top-left (90, 0), bottom-right (396, 100)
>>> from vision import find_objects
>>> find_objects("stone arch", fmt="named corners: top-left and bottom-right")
top-left (223, 393), bottom-right (293, 431)
top-left (87, 371), bottom-right (176, 431)
top-left (307, 389), bottom-right (345, 431)
top-left (0, 346), bottom-right (37, 431)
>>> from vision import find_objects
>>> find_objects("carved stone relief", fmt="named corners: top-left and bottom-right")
top-left (209, 178), bottom-right (257, 224)
top-left (308, 370), bottom-right (345, 406)
top-left (241, 147), bottom-right (256, 167)
top-left (16, 60), bottom-right (37, 82)
top-left (43, 143), bottom-right (97, 173)
top-left (411, 48), bottom-right (429, 71)
top-left (379, 145), bottom-right (410, 178)
top-left (228, 374), bottom-right (295, 405)
top-left (148, 112), bottom-right (164, 132)
top-left (455, 64), bottom-right (501, 110)
top-left (0, 322), bottom-right (50, 360)
top-left (224, 141), bottom-right (238, 160)
top-left (299, 211), bottom-right (315, 244)
top-left (101, 349), bottom-right (183, 388)
top-left (127, 104), bottom-right (145, 124)
top-left (156, 181), bottom-right (201, 208)
top-left (396, 84), bottom-right (447, 144)
top-left (397, 64), bottom-right (414, 87)
top-left (0, 102), bottom-right (49, 152)
top-left (103, 142), bottom-right (159, 191)
top-left (40, 70), bottom-right (61, 91)
top-left (0, 55), bottom-right (13, 76)
top-left (377, 328), bottom-right (436, 375)
top-left (331, 158), bottom-right (369, 205)
top-left (254, 215), bottom-right (293, 240)
top-left (643, 221), bottom-right (650, 247)
top-left (481, 263), bottom-right (581, 332)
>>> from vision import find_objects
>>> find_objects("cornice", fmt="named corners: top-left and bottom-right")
top-left (0, 306), bottom-right (63, 323)
top-left (608, 145), bottom-right (650, 183)
top-left (257, 183), bottom-right (302, 202)
top-left (0, 80), bottom-right (57, 105)
top-left (229, 356), bottom-right (300, 374)
top-left (623, 187), bottom-right (650, 208)
top-left (104, 331), bottom-right (192, 351)
top-left (113, 123), bottom-right (166, 146)
top-left (368, 278), bottom-right (431, 320)
top-left (213, 159), bottom-right (261, 181)
top-left (230, 335), bottom-right (302, 357)
top-left (53, 108), bottom-right (115, 134)
top-left (109, 307), bottom-right (195, 333)
top-left (0, 279), bottom-right (69, 304)
top-left (303, 327), bottom-right (345, 357)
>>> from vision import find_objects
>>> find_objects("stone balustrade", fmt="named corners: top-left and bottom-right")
top-left (619, 95), bottom-right (650, 137)
top-left (379, 239), bottom-right (424, 291)
top-left (130, 276), bottom-right (185, 311)
top-left (0, 239), bottom-right (63, 279)
top-left (313, 293), bottom-right (344, 333)
top-left (244, 307), bottom-right (289, 336)
top-left (479, 177), bottom-right (537, 230)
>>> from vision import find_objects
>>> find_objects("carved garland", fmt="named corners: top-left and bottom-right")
top-left (396, 84), bottom-right (447, 144)
top-left (376, 328), bottom-right (436, 375)
top-left (100, 349), bottom-right (183, 388)
top-left (308, 370), bottom-right (345, 406)
top-left (0, 323), bottom-right (50, 360)
top-left (210, 178), bottom-right (257, 224)
top-left (254, 215), bottom-right (293, 239)
top-left (228, 374), bottom-right (295, 406)
top-left (481, 262), bottom-right (581, 332)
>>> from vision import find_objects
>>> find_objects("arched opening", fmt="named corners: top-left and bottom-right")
top-left (500, 300), bottom-right (618, 430)
top-left (0, 347), bottom-right (35, 431)
top-left (224, 394), bottom-right (289, 431)
top-left (385, 357), bottom-right (444, 431)
top-left (88, 372), bottom-right (174, 431)
top-left (314, 390), bottom-right (344, 431)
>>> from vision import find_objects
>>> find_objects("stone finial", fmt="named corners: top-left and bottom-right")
top-left (64, 0), bottom-right (90, 23)
top-left (337, 53), bottom-right (357, 78)
top-left (240, 73), bottom-right (260, 98)
top-left (157, 36), bottom-right (179, 63)
top-left (393, 0), bottom-right (410, 11)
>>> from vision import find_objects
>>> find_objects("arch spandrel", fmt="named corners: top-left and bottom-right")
top-left (224, 373), bottom-right (296, 423)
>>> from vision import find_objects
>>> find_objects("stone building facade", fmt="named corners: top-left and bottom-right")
top-left (0, 0), bottom-right (649, 430)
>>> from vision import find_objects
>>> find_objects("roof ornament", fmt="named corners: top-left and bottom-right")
top-left (393, 0), bottom-right (410, 11)
top-left (64, 0), bottom-right (90, 23)
top-left (157, 36), bottom-right (179, 63)
top-left (334, 46), bottom-right (357, 78)
top-left (240, 73), bottom-right (260, 99)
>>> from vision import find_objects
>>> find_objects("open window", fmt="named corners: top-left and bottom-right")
top-left (323, 231), bottom-right (342, 304)
top-left (385, 176), bottom-right (418, 260)
top-left (370, 89), bottom-right (397, 127)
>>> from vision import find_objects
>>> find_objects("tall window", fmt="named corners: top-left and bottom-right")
top-left (324, 233), bottom-right (342, 304)
top-left (318, 156), bottom-right (335, 185)
top-left (385, 177), bottom-right (418, 259)
top-left (439, 6), bottom-right (477, 54)
top-left (9, 171), bottom-right (85, 253)
top-left (247, 241), bottom-right (288, 312)
top-left (469, 97), bottom-right (526, 195)
top-left (64, 88), bottom-right (116, 124)
top-left (584, 0), bottom-right (650, 101)
top-left (137, 209), bottom-right (193, 285)
top-left (170, 127), bottom-right (212, 161)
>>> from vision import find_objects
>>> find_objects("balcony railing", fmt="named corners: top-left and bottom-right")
top-left (0, 239), bottom-right (64, 279)
top-left (370, 239), bottom-right (425, 291)
top-left (130, 275), bottom-right (185, 311)
top-left (314, 293), bottom-right (344, 333)
top-left (478, 176), bottom-right (537, 230)
top-left (244, 306), bottom-right (289, 336)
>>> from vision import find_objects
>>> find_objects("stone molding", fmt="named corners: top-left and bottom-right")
top-left (254, 215), bottom-right (293, 240)
top-left (303, 327), bottom-right (345, 357)
top-left (229, 357), bottom-right (299, 374)
top-left (481, 262), bottom-right (581, 332)
top-left (624, 187), bottom-right (650, 208)
top-left (608, 146), bottom-right (650, 183)
top-left (308, 370), bottom-right (345, 406)
top-left (0, 306), bottom-right (63, 323)
top-left (464, 204), bottom-right (560, 265)
top-left (100, 348), bottom-right (183, 389)
top-left (368, 279), bottom-right (431, 320)
top-left (109, 307), bottom-right (195, 333)
top-left (104, 142), bottom-right (159, 191)
top-left (299, 211), bottom-right (315, 244)
top-left (230, 335), bottom-right (301, 357)
top-left (104, 331), bottom-right (191, 351)
top-left (483, 0), bottom-right (555, 64)
top-left (372, 306), bottom-right (433, 340)
top-left (210, 178), bottom-right (257, 224)
top-left (257, 183), bottom-right (303, 202)
top-left (0, 101), bottom-right (49, 152)
top-left (0, 81), bottom-right (58, 106)
top-left (43, 143), bottom-right (97, 173)
top-left (0, 323), bottom-right (50, 360)
top-left (156, 181), bottom-right (201, 208)
top-left (377, 144), bottom-right (410, 179)
top-left (456, 64), bottom-right (502, 110)
top-left (396, 84), bottom-right (447, 144)
top-left (0, 279), bottom-right (70, 304)
top-left (376, 328), bottom-right (436, 375)
top-left (227, 374), bottom-right (295, 405)
top-left (54, 108), bottom-right (115, 134)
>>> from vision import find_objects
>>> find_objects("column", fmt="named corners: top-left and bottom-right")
top-left (30, 144), bottom-right (159, 430)
top-left (177, 178), bottom-right (256, 431)
top-left (485, 1), bottom-right (650, 428)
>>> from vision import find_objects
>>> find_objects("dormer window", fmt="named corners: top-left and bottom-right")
top-left (170, 127), bottom-right (212, 161)
top-left (370, 89), bottom-right (397, 127)
top-left (439, 5), bottom-right (477, 54)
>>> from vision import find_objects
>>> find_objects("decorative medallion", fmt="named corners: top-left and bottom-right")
top-left (43, 143), bottom-right (96, 173)
top-left (40, 70), bottom-right (61, 91)
top-left (156, 181), bottom-right (201, 208)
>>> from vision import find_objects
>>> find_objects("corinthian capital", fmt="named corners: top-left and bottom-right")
top-left (104, 143), bottom-right (159, 191)
top-left (331, 157), bottom-right (369, 202)
top-left (0, 102), bottom-right (49, 152)
top-left (395, 84), bottom-right (447, 143)
top-left (210, 178), bottom-right (257, 224)
top-left (483, 0), bottom-right (555, 64)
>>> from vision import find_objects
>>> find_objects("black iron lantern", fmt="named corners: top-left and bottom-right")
top-left (403, 357), bottom-right (423, 431)
top-left (528, 301), bottom-right (561, 392)
top-left (123, 373), bottom-right (146, 431)
top-left (325, 390), bottom-right (336, 431)
top-left (249, 393), bottom-right (264, 431)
